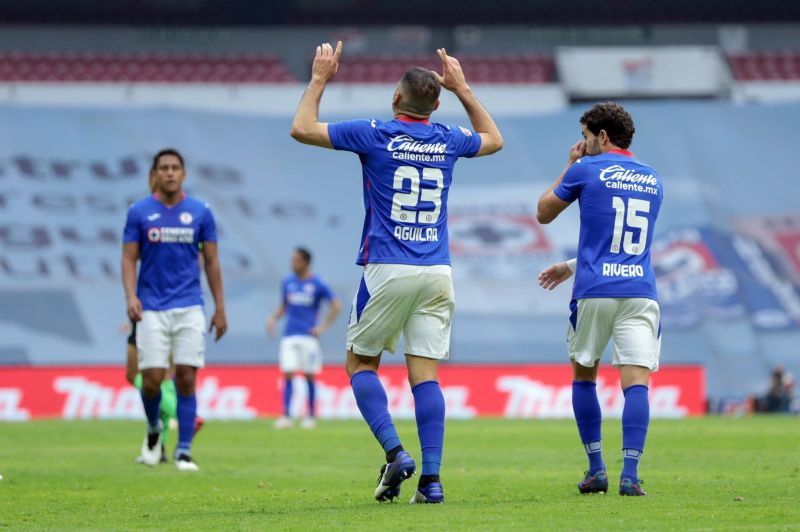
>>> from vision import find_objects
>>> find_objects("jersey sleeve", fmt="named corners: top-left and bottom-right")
top-left (122, 206), bottom-right (140, 243)
top-left (449, 125), bottom-right (482, 158)
top-left (327, 119), bottom-right (378, 154)
top-left (317, 279), bottom-right (336, 302)
top-left (199, 204), bottom-right (218, 243)
top-left (553, 160), bottom-right (587, 203)
top-left (281, 279), bottom-right (289, 305)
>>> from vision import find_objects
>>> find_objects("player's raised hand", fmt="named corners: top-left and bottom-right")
top-left (432, 48), bottom-right (469, 94)
top-left (127, 295), bottom-right (143, 322)
top-left (311, 40), bottom-right (343, 83)
top-left (568, 140), bottom-right (587, 164)
top-left (538, 262), bottom-right (574, 291)
top-left (210, 308), bottom-right (228, 341)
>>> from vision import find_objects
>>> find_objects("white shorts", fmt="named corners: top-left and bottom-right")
top-left (137, 305), bottom-right (207, 370)
top-left (279, 335), bottom-right (323, 375)
top-left (346, 263), bottom-right (454, 360)
top-left (568, 298), bottom-right (662, 371)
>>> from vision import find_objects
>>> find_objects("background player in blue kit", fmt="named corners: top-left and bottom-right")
top-left (290, 41), bottom-right (503, 504)
top-left (537, 103), bottom-right (663, 496)
top-left (121, 148), bottom-right (228, 471)
top-left (267, 247), bottom-right (341, 429)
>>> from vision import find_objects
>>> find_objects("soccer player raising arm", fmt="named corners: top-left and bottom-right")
top-left (290, 42), bottom-right (502, 504)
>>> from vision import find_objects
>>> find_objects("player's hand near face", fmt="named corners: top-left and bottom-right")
top-left (432, 48), bottom-right (469, 95)
top-left (127, 295), bottom-right (143, 322)
top-left (568, 140), bottom-right (587, 165)
top-left (209, 308), bottom-right (228, 342)
top-left (538, 262), bottom-right (574, 291)
top-left (311, 41), bottom-right (343, 83)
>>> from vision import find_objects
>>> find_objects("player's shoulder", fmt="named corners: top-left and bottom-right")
top-left (127, 195), bottom-right (155, 214)
top-left (183, 195), bottom-right (213, 212)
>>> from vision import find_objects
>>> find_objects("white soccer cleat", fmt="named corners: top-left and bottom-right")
top-left (273, 416), bottom-right (294, 429)
top-left (300, 417), bottom-right (317, 429)
top-left (140, 431), bottom-right (163, 467)
top-left (175, 453), bottom-right (199, 472)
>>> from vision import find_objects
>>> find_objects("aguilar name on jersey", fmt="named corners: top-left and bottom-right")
top-left (328, 117), bottom-right (481, 266)
top-left (554, 149), bottom-right (663, 300)
top-left (123, 194), bottom-right (217, 310)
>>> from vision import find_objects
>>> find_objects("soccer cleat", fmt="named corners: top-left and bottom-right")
top-left (300, 417), bottom-right (317, 430)
top-left (374, 451), bottom-right (416, 502)
top-left (175, 452), bottom-right (199, 472)
top-left (578, 470), bottom-right (609, 494)
top-left (619, 478), bottom-right (647, 496)
top-left (273, 416), bottom-right (293, 429)
top-left (410, 482), bottom-right (444, 504)
top-left (140, 430), bottom-right (163, 467)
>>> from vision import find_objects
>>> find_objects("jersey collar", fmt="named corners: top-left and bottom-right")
top-left (608, 148), bottom-right (635, 157)
top-left (152, 191), bottom-right (186, 207)
top-left (396, 114), bottom-right (430, 125)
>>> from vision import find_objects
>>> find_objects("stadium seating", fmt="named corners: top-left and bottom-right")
top-left (334, 54), bottom-right (554, 83)
top-left (727, 51), bottom-right (800, 81)
top-left (0, 51), bottom-right (297, 82)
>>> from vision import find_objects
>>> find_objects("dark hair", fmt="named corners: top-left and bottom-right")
top-left (397, 67), bottom-right (441, 116)
top-left (151, 148), bottom-right (185, 172)
top-left (295, 247), bottom-right (312, 265)
top-left (580, 102), bottom-right (635, 149)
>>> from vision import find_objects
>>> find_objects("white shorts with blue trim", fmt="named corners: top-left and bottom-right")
top-left (568, 297), bottom-right (661, 371)
top-left (279, 335), bottom-right (323, 375)
top-left (346, 264), bottom-right (454, 360)
top-left (137, 305), bottom-right (206, 370)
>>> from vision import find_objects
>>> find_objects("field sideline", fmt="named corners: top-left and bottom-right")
top-left (1, 417), bottom-right (798, 530)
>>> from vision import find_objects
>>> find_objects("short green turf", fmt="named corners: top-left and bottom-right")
top-left (0, 417), bottom-right (798, 530)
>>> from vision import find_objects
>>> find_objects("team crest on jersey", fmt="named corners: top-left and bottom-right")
top-left (147, 227), bottom-right (161, 242)
top-left (180, 212), bottom-right (193, 225)
top-left (458, 126), bottom-right (473, 137)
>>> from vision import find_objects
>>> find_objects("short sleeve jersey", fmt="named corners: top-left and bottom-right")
top-left (328, 117), bottom-right (481, 266)
top-left (554, 150), bottom-right (664, 300)
top-left (123, 194), bottom-right (217, 311)
top-left (282, 274), bottom-right (335, 337)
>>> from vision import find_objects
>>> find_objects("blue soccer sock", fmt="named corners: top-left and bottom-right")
top-left (283, 377), bottom-right (293, 417)
top-left (621, 384), bottom-right (650, 482)
top-left (176, 393), bottom-right (197, 455)
top-left (141, 389), bottom-right (162, 432)
top-left (350, 370), bottom-right (402, 457)
top-left (572, 381), bottom-right (605, 475)
top-left (412, 380), bottom-right (445, 477)
top-left (306, 377), bottom-right (316, 418)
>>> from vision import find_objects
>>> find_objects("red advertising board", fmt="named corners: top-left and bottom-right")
top-left (0, 364), bottom-right (705, 421)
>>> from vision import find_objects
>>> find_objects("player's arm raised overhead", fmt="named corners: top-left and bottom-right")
top-left (536, 140), bottom-right (586, 224)
top-left (290, 41), bottom-right (343, 148)
top-left (121, 242), bottom-right (142, 321)
top-left (432, 48), bottom-right (503, 156)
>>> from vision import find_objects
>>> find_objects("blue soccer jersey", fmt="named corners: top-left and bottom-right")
top-left (328, 117), bottom-right (482, 266)
top-left (554, 150), bottom-right (663, 300)
top-left (123, 194), bottom-right (217, 311)
top-left (282, 275), bottom-right (335, 337)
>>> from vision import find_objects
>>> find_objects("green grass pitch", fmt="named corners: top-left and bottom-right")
top-left (1, 417), bottom-right (798, 530)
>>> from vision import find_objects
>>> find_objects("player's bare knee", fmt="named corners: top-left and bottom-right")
top-left (405, 354), bottom-right (438, 387)
top-left (175, 365), bottom-right (197, 395)
top-left (572, 360), bottom-right (599, 382)
top-left (619, 365), bottom-right (650, 389)
top-left (346, 350), bottom-right (380, 378)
